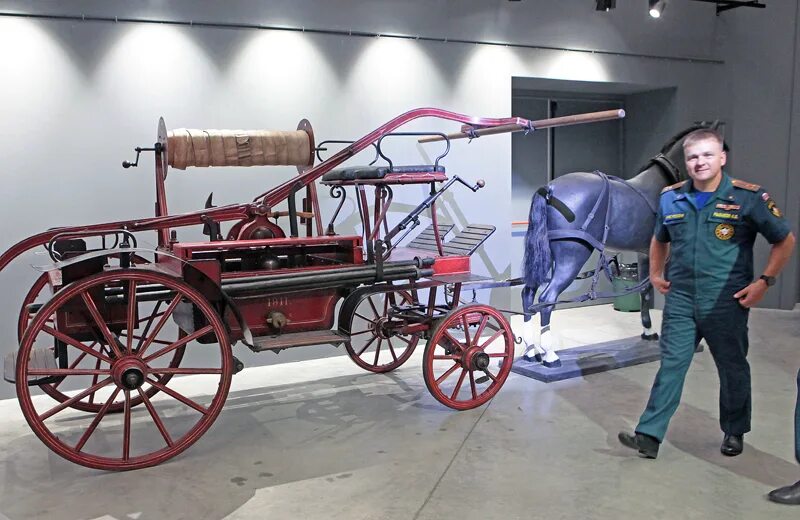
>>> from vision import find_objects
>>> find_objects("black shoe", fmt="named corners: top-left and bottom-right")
top-left (721, 434), bottom-right (743, 456)
top-left (618, 431), bottom-right (659, 459)
top-left (768, 480), bottom-right (800, 505)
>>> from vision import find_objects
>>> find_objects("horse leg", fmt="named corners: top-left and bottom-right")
top-left (521, 285), bottom-right (543, 362)
top-left (638, 253), bottom-right (659, 341)
top-left (537, 240), bottom-right (594, 368)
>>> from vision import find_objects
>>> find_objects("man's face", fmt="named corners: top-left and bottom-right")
top-left (683, 137), bottom-right (726, 184)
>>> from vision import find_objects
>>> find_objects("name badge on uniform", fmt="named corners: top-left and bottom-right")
top-left (715, 223), bottom-right (734, 240)
top-left (715, 203), bottom-right (741, 211)
top-left (664, 213), bottom-right (685, 221)
top-left (711, 211), bottom-right (740, 221)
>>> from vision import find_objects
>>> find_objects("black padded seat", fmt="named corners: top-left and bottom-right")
top-left (322, 164), bottom-right (445, 182)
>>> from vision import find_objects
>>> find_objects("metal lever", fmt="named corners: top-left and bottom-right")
top-left (122, 143), bottom-right (161, 169)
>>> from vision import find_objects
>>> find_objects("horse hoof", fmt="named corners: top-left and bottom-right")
top-left (542, 359), bottom-right (562, 368)
top-left (522, 353), bottom-right (543, 363)
top-left (641, 332), bottom-right (659, 341)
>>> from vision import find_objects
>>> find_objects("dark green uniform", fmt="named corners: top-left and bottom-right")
top-left (636, 173), bottom-right (791, 442)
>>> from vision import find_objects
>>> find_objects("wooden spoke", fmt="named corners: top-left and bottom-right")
top-left (356, 336), bottom-right (377, 357)
top-left (75, 387), bottom-right (122, 452)
top-left (41, 325), bottom-right (113, 364)
top-left (473, 316), bottom-right (490, 347)
top-left (80, 291), bottom-right (124, 359)
top-left (122, 390), bottom-right (131, 461)
top-left (136, 295), bottom-right (182, 357)
top-left (143, 325), bottom-right (213, 363)
top-left (450, 369), bottom-right (467, 400)
top-left (125, 280), bottom-right (137, 354)
top-left (137, 387), bottom-right (174, 447)
top-left (39, 378), bottom-right (113, 421)
top-left (146, 377), bottom-right (209, 415)
top-left (435, 362), bottom-right (460, 386)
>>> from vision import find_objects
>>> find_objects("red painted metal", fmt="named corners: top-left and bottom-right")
top-left (15, 269), bottom-right (232, 471)
top-left (422, 304), bottom-right (514, 410)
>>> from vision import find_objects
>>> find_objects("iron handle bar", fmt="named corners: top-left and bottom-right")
top-left (417, 109), bottom-right (626, 143)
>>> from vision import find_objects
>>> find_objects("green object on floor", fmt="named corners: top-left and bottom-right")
top-left (612, 263), bottom-right (641, 312)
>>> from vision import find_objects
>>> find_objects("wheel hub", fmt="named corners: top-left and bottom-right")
top-left (112, 358), bottom-right (148, 390)
top-left (463, 348), bottom-right (490, 371)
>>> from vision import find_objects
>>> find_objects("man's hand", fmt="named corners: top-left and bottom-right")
top-left (651, 275), bottom-right (671, 295)
top-left (734, 280), bottom-right (768, 308)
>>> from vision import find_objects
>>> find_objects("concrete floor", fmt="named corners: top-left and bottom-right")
top-left (0, 304), bottom-right (798, 520)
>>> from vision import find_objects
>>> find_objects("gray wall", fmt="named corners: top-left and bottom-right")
top-left (0, 1), bottom-right (796, 398)
top-left (717, 1), bottom-right (800, 310)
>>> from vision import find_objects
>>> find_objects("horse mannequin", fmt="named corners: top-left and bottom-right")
top-left (520, 123), bottom-right (719, 367)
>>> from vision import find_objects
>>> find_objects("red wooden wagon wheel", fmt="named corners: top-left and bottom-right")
top-left (16, 269), bottom-right (233, 471)
top-left (345, 289), bottom-right (421, 373)
top-left (422, 304), bottom-right (514, 410)
top-left (18, 262), bottom-right (186, 413)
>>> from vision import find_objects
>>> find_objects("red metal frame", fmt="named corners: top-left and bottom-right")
top-left (0, 108), bottom-right (530, 274)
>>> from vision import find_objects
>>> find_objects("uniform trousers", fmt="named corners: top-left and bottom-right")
top-left (636, 289), bottom-right (751, 442)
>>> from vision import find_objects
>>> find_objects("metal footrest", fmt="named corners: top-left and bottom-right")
top-left (407, 223), bottom-right (454, 252)
top-left (4, 348), bottom-right (58, 384)
top-left (250, 330), bottom-right (348, 352)
top-left (441, 224), bottom-right (495, 256)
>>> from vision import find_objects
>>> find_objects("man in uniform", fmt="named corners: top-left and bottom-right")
top-left (618, 128), bottom-right (796, 459)
top-left (767, 371), bottom-right (800, 504)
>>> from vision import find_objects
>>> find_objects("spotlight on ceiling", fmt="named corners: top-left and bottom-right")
top-left (596, 0), bottom-right (616, 11)
top-left (649, 0), bottom-right (667, 18)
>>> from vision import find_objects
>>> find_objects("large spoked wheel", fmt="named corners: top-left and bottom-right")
top-left (16, 269), bottom-right (233, 471)
top-left (344, 289), bottom-right (421, 373)
top-left (422, 304), bottom-right (514, 410)
top-left (18, 269), bottom-right (186, 414)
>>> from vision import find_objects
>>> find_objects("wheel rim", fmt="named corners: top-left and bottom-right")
top-left (345, 289), bottom-right (420, 373)
top-left (16, 269), bottom-right (232, 471)
top-left (422, 304), bottom-right (514, 410)
top-left (18, 264), bottom-right (186, 413)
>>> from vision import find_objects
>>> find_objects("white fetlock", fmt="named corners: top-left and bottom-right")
top-left (521, 320), bottom-right (543, 362)
top-left (540, 329), bottom-right (561, 368)
top-left (641, 326), bottom-right (658, 340)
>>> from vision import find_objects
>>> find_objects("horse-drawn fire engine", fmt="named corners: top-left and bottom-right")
top-left (0, 107), bottom-right (622, 470)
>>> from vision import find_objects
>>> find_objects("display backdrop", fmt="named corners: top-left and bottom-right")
top-left (0, 1), bottom-right (797, 398)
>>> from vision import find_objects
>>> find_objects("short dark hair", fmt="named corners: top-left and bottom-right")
top-left (682, 128), bottom-right (724, 150)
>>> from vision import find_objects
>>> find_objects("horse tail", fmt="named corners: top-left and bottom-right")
top-left (522, 188), bottom-right (552, 289)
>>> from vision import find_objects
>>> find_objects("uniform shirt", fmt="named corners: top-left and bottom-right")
top-left (654, 173), bottom-right (791, 300)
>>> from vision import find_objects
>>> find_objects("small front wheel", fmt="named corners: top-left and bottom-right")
top-left (422, 304), bottom-right (514, 410)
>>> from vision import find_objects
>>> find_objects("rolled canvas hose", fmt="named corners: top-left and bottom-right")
top-left (167, 129), bottom-right (312, 169)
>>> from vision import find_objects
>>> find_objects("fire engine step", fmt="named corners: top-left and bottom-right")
top-left (250, 330), bottom-right (349, 352)
top-left (4, 348), bottom-right (58, 384)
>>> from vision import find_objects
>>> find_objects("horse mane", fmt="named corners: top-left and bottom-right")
top-left (634, 120), bottom-right (725, 181)
top-left (658, 121), bottom-right (716, 155)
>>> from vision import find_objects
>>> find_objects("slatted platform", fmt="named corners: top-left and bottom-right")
top-left (406, 223), bottom-right (495, 256)
top-left (407, 223), bottom-right (454, 251)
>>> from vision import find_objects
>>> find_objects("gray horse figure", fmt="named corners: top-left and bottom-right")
top-left (520, 122), bottom-right (720, 367)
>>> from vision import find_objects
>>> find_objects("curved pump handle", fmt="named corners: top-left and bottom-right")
top-left (454, 176), bottom-right (485, 192)
top-left (122, 143), bottom-right (162, 169)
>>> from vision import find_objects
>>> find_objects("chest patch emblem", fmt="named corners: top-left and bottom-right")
top-left (715, 223), bottom-right (734, 240)
top-left (715, 203), bottom-right (740, 211)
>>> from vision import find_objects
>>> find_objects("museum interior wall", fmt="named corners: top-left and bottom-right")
top-left (0, 0), bottom-right (796, 397)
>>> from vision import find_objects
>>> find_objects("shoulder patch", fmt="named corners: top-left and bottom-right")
top-left (661, 181), bottom-right (687, 194)
top-left (731, 179), bottom-right (761, 192)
